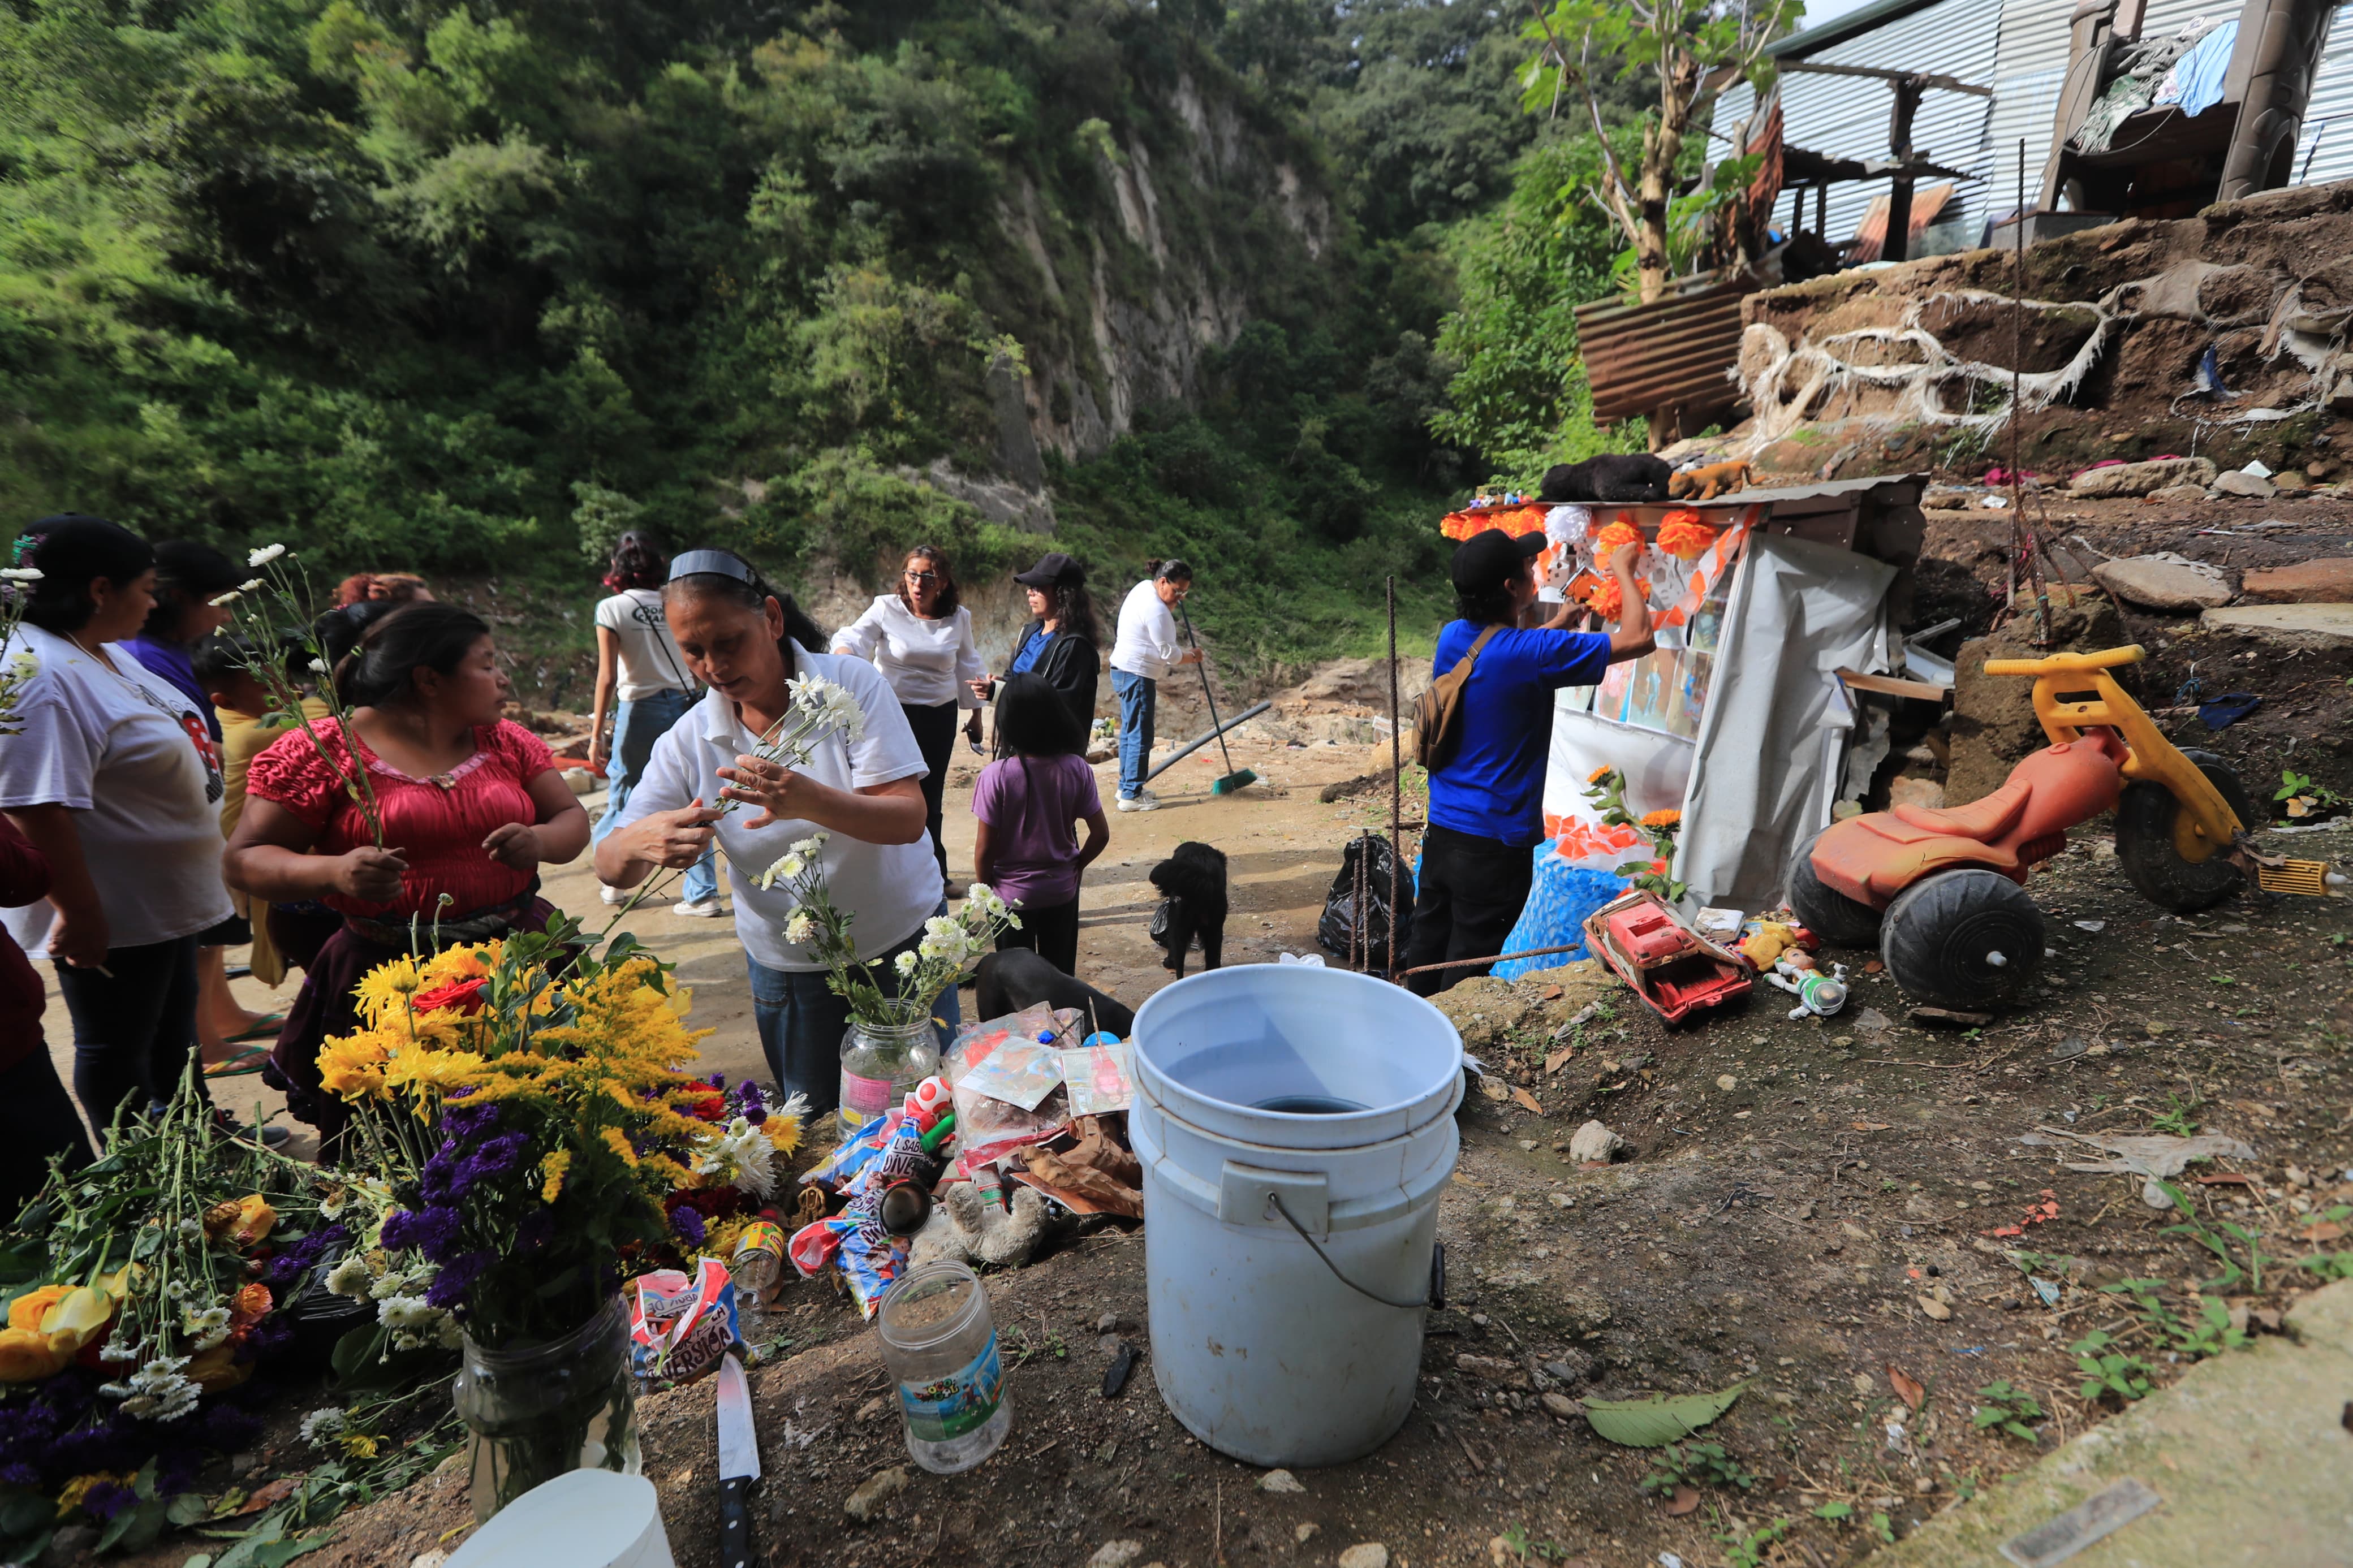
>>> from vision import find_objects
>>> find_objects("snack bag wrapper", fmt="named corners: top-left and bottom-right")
top-left (628, 1260), bottom-right (738, 1385)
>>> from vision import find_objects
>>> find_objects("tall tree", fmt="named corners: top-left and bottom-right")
top-left (1518, 0), bottom-right (1793, 304)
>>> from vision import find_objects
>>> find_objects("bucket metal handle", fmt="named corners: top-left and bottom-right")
top-left (1266, 1195), bottom-right (1442, 1313)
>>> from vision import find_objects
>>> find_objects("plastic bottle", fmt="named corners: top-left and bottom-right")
top-left (874, 1261), bottom-right (1012, 1475)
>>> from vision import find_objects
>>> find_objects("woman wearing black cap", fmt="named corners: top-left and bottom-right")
top-left (970, 551), bottom-right (1101, 744)
top-left (1403, 530), bottom-right (1653, 996)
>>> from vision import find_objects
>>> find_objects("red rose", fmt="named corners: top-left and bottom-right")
top-left (684, 1091), bottom-right (727, 1122)
top-left (414, 978), bottom-right (489, 1016)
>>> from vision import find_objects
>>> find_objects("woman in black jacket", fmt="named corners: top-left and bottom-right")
top-left (972, 552), bottom-right (1101, 744)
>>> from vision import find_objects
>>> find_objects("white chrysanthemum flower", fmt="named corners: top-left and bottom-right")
top-left (248, 543), bottom-right (286, 567)
top-left (325, 1254), bottom-right (374, 1298)
top-left (368, 1269), bottom-right (411, 1302)
top-left (790, 833), bottom-right (828, 856)
top-left (176, 1217), bottom-right (202, 1238)
top-left (115, 1356), bottom-right (200, 1422)
top-left (100, 1341), bottom-right (139, 1364)
top-left (378, 1294), bottom-right (444, 1334)
top-left (782, 910), bottom-right (817, 946)
top-left (756, 852), bottom-right (806, 891)
top-left (300, 1407), bottom-right (348, 1445)
top-left (182, 1305), bottom-right (231, 1351)
top-left (774, 1091), bottom-right (810, 1124)
top-left (894, 950), bottom-right (917, 976)
top-left (208, 589), bottom-right (240, 606)
top-left (308, 658), bottom-right (328, 673)
top-left (692, 1116), bottom-right (779, 1200)
top-left (0, 567), bottom-right (42, 582)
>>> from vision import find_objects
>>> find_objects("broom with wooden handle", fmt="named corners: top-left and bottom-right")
top-left (1174, 603), bottom-right (1257, 796)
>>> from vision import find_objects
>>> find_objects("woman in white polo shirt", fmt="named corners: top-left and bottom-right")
top-left (1107, 558), bottom-right (1201, 811)
top-left (594, 548), bottom-right (958, 1112)
top-left (828, 545), bottom-right (984, 893)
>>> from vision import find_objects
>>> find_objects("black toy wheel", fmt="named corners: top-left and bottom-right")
top-left (1880, 869), bottom-right (2046, 1010)
top-left (1785, 828), bottom-right (1885, 947)
top-left (2115, 748), bottom-right (2256, 912)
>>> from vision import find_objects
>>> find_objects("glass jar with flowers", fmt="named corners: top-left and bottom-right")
top-left (313, 925), bottom-right (805, 1520)
top-left (754, 840), bottom-right (1019, 1138)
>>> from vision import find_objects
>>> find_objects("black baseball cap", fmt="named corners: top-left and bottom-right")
top-left (1013, 551), bottom-right (1082, 588)
top-left (1449, 528), bottom-right (1546, 593)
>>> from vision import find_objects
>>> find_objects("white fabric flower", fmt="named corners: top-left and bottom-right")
top-left (248, 543), bottom-right (287, 567)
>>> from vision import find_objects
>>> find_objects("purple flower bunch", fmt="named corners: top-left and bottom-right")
top-left (0, 1370), bottom-right (263, 1513)
top-left (261, 1221), bottom-right (351, 1288)
top-left (672, 1206), bottom-right (707, 1247)
top-left (382, 1103), bottom-right (533, 1321)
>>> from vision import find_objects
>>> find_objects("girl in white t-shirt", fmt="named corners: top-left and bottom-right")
top-left (587, 533), bottom-right (719, 915)
top-left (0, 516), bottom-right (244, 1134)
top-left (829, 545), bottom-right (985, 895)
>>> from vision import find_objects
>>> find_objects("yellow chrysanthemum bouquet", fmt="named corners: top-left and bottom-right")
top-left (316, 923), bottom-right (800, 1349)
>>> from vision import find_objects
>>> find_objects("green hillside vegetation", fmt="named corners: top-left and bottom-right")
top-left (0, 0), bottom-right (1652, 685)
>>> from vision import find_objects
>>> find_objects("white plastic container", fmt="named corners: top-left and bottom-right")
top-left (1129, 964), bottom-right (1462, 1467)
top-left (445, 1469), bottom-right (674, 1568)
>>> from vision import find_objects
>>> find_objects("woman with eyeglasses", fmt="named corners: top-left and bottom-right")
top-left (829, 546), bottom-right (985, 895)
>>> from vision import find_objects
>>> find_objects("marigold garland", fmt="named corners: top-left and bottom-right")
top-left (1654, 513), bottom-right (1716, 561)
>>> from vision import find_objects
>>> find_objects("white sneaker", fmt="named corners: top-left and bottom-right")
top-left (600, 885), bottom-right (629, 905)
top-left (673, 897), bottom-right (726, 918)
top-left (1116, 793), bottom-right (1160, 813)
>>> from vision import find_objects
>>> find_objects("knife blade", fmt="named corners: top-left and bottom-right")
top-left (716, 1352), bottom-right (760, 1568)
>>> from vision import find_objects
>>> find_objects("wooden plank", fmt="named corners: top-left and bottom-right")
top-left (1837, 667), bottom-right (1952, 701)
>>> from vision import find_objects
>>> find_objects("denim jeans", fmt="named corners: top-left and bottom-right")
top-left (1111, 669), bottom-right (1156, 800)
top-left (745, 900), bottom-right (964, 1115)
top-left (593, 688), bottom-right (717, 903)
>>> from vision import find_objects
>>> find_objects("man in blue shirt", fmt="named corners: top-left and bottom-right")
top-left (1404, 529), bottom-right (1653, 995)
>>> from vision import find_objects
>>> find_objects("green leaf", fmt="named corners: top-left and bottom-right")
top-left (1580, 1381), bottom-right (1745, 1447)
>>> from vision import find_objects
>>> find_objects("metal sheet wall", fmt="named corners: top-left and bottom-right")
top-left (2291, 4), bottom-right (2353, 184)
top-left (1716, 0), bottom-right (2002, 245)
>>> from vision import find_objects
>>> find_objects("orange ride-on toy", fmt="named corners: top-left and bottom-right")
top-left (1786, 646), bottom-right (2257, 1010)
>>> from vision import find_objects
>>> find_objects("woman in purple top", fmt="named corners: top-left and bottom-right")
top-left (971, 675), bottom-right (1109, 975)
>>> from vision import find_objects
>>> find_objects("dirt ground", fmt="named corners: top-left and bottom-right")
top-left (161, 693), bottom-right (2347, 1568)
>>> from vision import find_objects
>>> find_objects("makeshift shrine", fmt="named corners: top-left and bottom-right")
top-left (1440, 475), bottom-right (1930, 966)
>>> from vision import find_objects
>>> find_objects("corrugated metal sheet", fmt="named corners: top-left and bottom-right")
top-left (2292, 4), bottom-right (2353, 184)
top-left (1572, 280), bottom-right (1753, 422)
top-left (1715, 0), bottom-right (2000, 247)
top-left (1983, 0), bottom-right (2080, 217)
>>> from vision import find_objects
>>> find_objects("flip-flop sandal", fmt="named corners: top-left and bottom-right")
top-left (227, 1013), bottom-right (286, 1043)
top-left (204, 1046), bottom-right (270, 1078)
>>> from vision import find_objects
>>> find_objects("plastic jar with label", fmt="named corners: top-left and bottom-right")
top-left (874, 1260), bottom-right (1012, 1474)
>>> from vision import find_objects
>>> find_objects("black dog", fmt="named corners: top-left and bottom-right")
top-left (1149, 841), bottom-right (1228, 977)
top-left (973, 948), bottom-right (1136, 1038)
top-left (1540, 453), bottom-right (1672, 503)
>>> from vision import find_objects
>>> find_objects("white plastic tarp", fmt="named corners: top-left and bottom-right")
top-left (1674, 533), bottom-right (1898, 910)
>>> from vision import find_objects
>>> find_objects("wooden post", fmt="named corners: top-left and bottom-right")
top-left (1882, 75), bottom-right (1927, 262)
top-left (1386, 577), bottom-right (1402, 983)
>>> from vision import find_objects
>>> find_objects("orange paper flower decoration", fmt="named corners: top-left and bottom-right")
top-left (1592, 520), bottom-right (1643, 555)
top-left (1580, 575), bottom-right (1652, 621)
top-left (1654, 513), bottom-right (1715, 561)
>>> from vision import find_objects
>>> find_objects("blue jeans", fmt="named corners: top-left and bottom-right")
top-left (746, 900), bottom-right (963, 1115)
top-left (1112, 669), bottom-right (1156, 799)
top-left (593, 689), bottom-right (716, 903)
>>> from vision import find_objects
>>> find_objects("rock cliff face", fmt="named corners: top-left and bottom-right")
top-left (980, 71), bottom-right (1333, 471)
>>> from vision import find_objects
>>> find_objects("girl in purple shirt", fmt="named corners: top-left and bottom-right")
top-left (972, 675), bottom-right (1109, 975)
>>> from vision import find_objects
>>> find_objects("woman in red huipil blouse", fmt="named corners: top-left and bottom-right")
top-left (225, 603), bottom-right (588, 1143)
top-left (0, 815), bottom-right (94, 1211)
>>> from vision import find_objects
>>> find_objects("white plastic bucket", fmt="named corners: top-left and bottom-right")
top-left (446, 1470), bottom-right (675, 1568)
top-left (1129, 964), bottom-right (1462, 1467)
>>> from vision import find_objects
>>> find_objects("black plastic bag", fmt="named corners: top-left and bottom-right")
top-left (1316, 835), bottom-right (1413, 972)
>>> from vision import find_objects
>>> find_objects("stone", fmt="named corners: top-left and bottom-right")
top-left (1088, 1543), bottom-right (1147, 1568)
top-left (2200, 603), bottom-right (2353, 647)
top-left (409, 1556), bottom-right (450, 1568)
top-left (845, 1466), bottom-right (911, 1522)
top-left (2067, 456), bottom-right (2216, 497)
top-left (1568, 1120), bottom-right (1624, 1164)
top-left (1257, 1468), bottom-right (1306, 1494)
top-left (1949, 596), bottom-right (2124, 804)
top-left (2147, 482), bottom-right (2209, 504)
top-left (1541, 1390), bottom-right (1582, 1419)
top-left (2212, 470), bottom-right (2277, 498)
top-left (2089, 552), bottom-right (2235, 612)
top-left (1295, 1523), bottom-right (1320, 1544)
top-left (1338, 1546), bottom-right (1391, 1568)
top-left (1917, 1295), bottom-right (1953, 1321)
top-left (2328, 372), bottom-right (2353, 416)
top-left (1096, 1312), bottom-right (1118, 1334)
top-left (2240, 558), bottom-right (2353, 603)
top-left (1887, 774), bottom-right (1945, 810)
top-left (1458, 1353), bottom-right (1529, 1388)
top-left (855, 1396), bottom-right (886, 1423)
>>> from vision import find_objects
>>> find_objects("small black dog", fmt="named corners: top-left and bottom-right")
top-left (1540, 453), bottom-right (1672, 503)
top-left (1149, 841), bottom-right (1229, 977)
top-left (973, 948), bottom-right (1135, 1036)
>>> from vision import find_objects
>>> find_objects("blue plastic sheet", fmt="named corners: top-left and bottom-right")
top-left (1492, 843), bottom-right (1629, 980)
